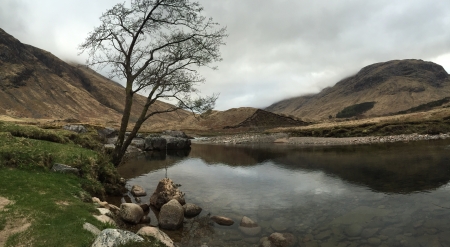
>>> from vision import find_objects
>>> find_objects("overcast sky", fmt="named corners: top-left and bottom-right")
top-left (1, 0), bottom-right (450, 110)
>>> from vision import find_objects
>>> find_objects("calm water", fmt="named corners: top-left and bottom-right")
top-left (116, 140), bottom-right (450, 247)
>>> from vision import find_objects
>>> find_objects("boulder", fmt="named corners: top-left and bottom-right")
top-left (137, 226), bottom-right (175, 247)
top-left (94, 215), bottom-right (117, 226)
top-left (144, 136), bottom-right (167, 151)
top-left (183, 203), bottom-right (202, 218)
top-left (162, 130), bottom-right (189, 138)
top-left (63, 124), bottom-right (87, 133)
top-left (91, 229), bottom-right (143, 247)
top-left (210, 215), bottom-right (234, 226)
top-left (150, 178), bottom-right (185, 210)
top-left (51, 163), bottom-right (79, 176)
top-left (83, 222), bottom-right (101, 236)
top-left (97, 127), bottom-right (117, 139)
top-left (165, 136), bottom-right (191, 150)
top-left (267, 232), bottom-right (297, 247)
top-left (119, 203), bottom-right (144, 224)
top-left (239, 216), bottom-right (261, 236)
top-left (159, 199), bottom-right (184, 230)
top-left (131, 185), bottom-right (147, 197)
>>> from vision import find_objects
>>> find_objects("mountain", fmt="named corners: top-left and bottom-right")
top-left (266, 59), bottom-right (450, 120)
top-left (0, 28), bottom-right (190, 128)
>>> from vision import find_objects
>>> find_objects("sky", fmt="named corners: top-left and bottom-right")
top-left (1, 0), bottom-right (450, 110)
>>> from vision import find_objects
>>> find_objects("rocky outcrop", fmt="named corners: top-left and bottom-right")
top-left (137, 226), bottom-right (175, 247)
top-left (119, 203), bottom-right (144, 224)
top-left (91, 229), bottom-right (143, 247)
top-left (165, 136), bottom-right (191, 150)
top-left (51, 163), bottom-right (79, 176)
top-left (150, 178), bottom-right (185, 210)
top-left (158, 199), bottom-right (184, 230)
top-left (63, 125), bottom-right (87, 133)
top-left (183, 203), bottom-right (202, 218)
top-left (144, 136), bottom-right (167, 151)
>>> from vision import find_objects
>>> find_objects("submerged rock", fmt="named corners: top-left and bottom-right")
top-left (210, 215), bottom-right (234, 226)
top-left (183, 203), bottom-right (202, 218)
top-left (239, 216), bottom-right (261, 236)
top-left (131, 185), bottom-right (147, 197)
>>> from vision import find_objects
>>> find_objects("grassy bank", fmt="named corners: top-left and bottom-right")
top-left (0, 121), bottom-right (125, 246)
top-left (282, 118), bottom-right (450, 138)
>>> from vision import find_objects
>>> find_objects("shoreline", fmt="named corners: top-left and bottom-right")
top-left (193, 132), bottom-right (450, 146)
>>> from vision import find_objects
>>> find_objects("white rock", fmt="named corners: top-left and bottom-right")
top-left (137, 226), bottom-right (174, 247)
top-left (91, 229), bottom-right (143, 247)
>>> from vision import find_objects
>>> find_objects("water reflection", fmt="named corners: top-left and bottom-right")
top-left (117, 140), bottom-right (450, 246)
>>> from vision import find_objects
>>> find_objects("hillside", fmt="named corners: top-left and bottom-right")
top-left (266, 59), bottom-right (450, 120)
top-left (0, 28), bottom-right (190, 129)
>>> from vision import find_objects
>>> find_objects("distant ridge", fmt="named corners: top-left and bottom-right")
top-left (266, 59), bottom-right (450, 120)
top-left (0, 27), bottom-right (190, 128)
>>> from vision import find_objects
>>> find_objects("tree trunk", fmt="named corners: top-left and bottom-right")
top-left (112, 83), bottom-right (134, 166)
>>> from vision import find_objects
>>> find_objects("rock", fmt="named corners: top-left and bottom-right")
top-left (165, 136), bottom-right (191, 150)
top-left (139, 204), bottom-right (149, 212)
top-left (139, 216), bottom-right (151, 224)
top-left (94, 215), bottom-right (117, 226)
top-left (183, 203), bottom-right (202, 218)
top-left (345, 224), bottom-right (363, 237)
top-left (98, 201), bottom-right (110, 209)
top-left (83, 222), bottom-right (101, 236)
top-left (241, 216), bottom-right (259, 227)
top-left (97, 208), bottom-right (111, 216)
top-left (51, 163), bottom-right (79, 176)
top-left (109, 204), bottom-right (120, 214)
top-left (239, 216), bottom-right (261, 236)
top-left (63, 124), bottom-right (87, 133)
top-left (210, 215), bottom-right (234, 226)
top-left (271, 217), bottom-right (288, 231)
top-left (119, 203), bottom-right (144, 224)
top-left (104, 144), bottom-right (115, 151)
top-left (131, 185), bottom-right (147, 197)
top-left (92, 197), bottom-right (102, 204)
top-left (97, 127), bottom-right (117, 139)
top-left (144, 136), bottom-right (167, 151)
top-left (268, 232), bottom-right (297, 247)
top-left (314, 230), bottom-right (331, 240)
top-left (137, 226), bottom-right (175, 247)
top-left (150, 178), bottom-right (185, 210)
top-left (159, 199), bottom-right (184, 230)
top-left (126, 145), bottom-right (142, 153)
top-left (91, 229), bottom-right (143, 247)
top-left (130, 138), bottom-right (145, 149)
top-left (162, 130), bottom-right (189, 138)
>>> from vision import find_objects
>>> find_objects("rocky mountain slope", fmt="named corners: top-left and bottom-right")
top-left (266, 59), bottom-right (450, 120)
top-left (0, 28), bottom-right (190, 128)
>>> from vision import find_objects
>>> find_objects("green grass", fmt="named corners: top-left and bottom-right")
top-left (0, 168), bottom-right (105, 247)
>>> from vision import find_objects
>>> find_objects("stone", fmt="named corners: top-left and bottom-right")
top-left (139, 216), bottom-right (151, 224)
top-left (150, 178), bottom-right (185, 210)
top-left (268, 232), bottom-right (297, 247)
top-left (165, 136), bottom-right (191, 150)
top-left (345, 224), bottom-right (363, 237)
top-left (137, 226), bottom-right (175, 247)
top-left (91, 229), bottom-right (143, 247)
top-left (97, 208), bottom-right (111, 216)
top-left (159, 199), bottom-right (184, 230)
top-left (131, 185), bottom-right (147, 197)
top-left (162, 130), bottom-right (189, 138)
top-left (130, 138), bottom-right (145, 149)
top-left (83, 222), bottom-right (101, 236)
top-left (98, 201), bottom-right (110, 209)
top-left (139, 204), bottom-right (149, 212)
top-left (63, 124), bottom-right (87, 133)
top-left (183, 203), bottom-right (202, 217)
top-left (144, 136), bottom-right (167, 151)
top-left (104, 144), bottom-right (115, 151)
top-left (51, 163), bottom-right (79, 176)
top-left (97, 127), bottom-right (117, 139)
top-left (92, 197), bottom-right (102, 204)
top-left (119, 203), bottom-right (144, 224)
top-left (94, 215), bottom-right (117, 226)
top-left (210, 215), bottom-right (234, 226)
top-left (239, 216), bottom-right (261, 236)
top-left (109, 204), bottom-right (120, 214)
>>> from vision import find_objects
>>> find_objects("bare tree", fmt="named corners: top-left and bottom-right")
top-left (79, 0), bottom-right (227, 166)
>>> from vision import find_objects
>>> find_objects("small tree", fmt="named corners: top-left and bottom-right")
top-left (79, 0), bottom-right (227, 166)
